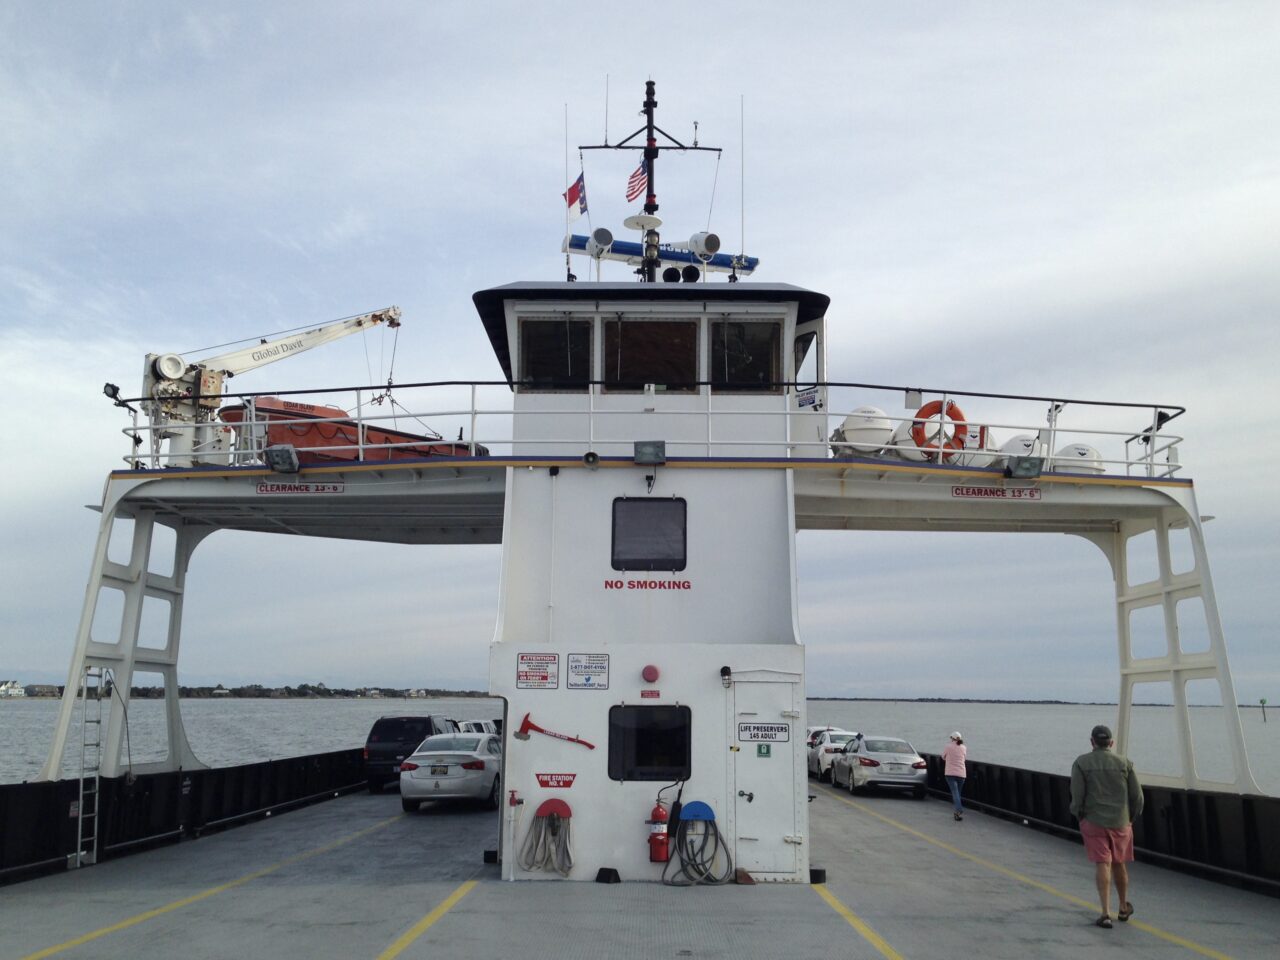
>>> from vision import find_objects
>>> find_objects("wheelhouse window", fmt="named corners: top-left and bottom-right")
top-left (519, 317), bottom-right (592, 391)
top-left (603, 318), bottom-right (698, 392)
top-left (612, 497), bottom-right (686, 571)
top-left (608, 705), bottom-right (692, 781)
top-left (710, 319), bottom-right (782, 392)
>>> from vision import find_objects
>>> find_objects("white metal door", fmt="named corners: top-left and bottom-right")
top-left (732, 681), bottom-right (798, 877)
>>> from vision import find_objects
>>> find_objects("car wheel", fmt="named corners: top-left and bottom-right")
top-left (913, 786), bottom-right (927, 799)
top-left (485, 775), bottom-right (501, 811)
top-left (367, 780), bottom-right (383, 794)
top-left (849, 775), bottom-right (859, 795)
top-left (401, 797), bottom-right (418, 813)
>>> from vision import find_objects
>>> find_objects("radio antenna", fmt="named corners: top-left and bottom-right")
top-left (739, 94), bottom-right (746, 272)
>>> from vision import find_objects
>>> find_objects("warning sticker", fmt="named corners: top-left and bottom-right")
top-left (567, 653), bottom-right (610, 690)
top-left (535, 773), bottom-right (577, 788)
top-left (737, 723), bottom-right (790, 742)
top-left (517, 653), bottom-right (559, 689)
top-left (640, 689), bottom-right (660, 699)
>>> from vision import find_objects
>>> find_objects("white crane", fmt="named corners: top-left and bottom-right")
top-left (140, 306), bottom-right (400, 466)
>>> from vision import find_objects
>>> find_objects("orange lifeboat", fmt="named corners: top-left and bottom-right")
top-left (219, 397), bottom-right (486, 465)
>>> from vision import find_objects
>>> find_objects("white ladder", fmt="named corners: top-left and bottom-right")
top-left (73, 666), bottom-right (106, 868)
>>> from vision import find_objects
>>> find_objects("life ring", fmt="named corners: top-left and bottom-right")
top-left (910, 400), bottom-right (968, 461)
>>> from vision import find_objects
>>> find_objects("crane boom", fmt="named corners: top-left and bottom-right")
top-left (180, 306), bottom-right (401, 379)
top-left (140, 306), bottom-right (401, 466)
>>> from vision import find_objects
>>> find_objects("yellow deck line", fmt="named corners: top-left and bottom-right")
top-left (19, 814), bottom-right (402, 960)
top-left (822, 789), bottom-right (1237, 960)
top-left (375, 880), bottom-right (478, 959)
top-left (812, 884), bottom-right (905, 960)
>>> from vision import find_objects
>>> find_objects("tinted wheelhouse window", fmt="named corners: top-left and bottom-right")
top-left (608, 705), bottom-right (692, 781)
top-left (710, 319), bottom-right (782, 392)
top-left (520, 317), bottom-right (592, 391)
top-left (603, 319), bottom-right (698, 392)
top-left (612, 498), bottom-right (687, 571)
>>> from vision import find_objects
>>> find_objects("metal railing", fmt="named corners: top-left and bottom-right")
top-left (114, 379), bottom-right (1186, 479)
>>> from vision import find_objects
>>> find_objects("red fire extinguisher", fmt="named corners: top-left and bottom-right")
top-left (648, 799), bottom-right (670, 862)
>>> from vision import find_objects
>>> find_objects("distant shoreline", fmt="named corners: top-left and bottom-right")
top-left (4, 692), bottom-right (1263, 708)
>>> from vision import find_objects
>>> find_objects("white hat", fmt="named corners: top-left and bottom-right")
top-left (949, 731), bottom-right (962, 741)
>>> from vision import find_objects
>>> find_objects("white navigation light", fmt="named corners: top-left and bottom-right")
top-left (153, 353), bottom-right (186, 381)
top-left (689, 232), bottom-right (721, 260)
top-left (586, 227), bottom-right (614, 260)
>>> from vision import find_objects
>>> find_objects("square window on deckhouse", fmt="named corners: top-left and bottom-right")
top-left (603, 319), bottom-right (698, 392)
top-left (710, 319), bottom-right (782, 392)
top-left (519, 317), bottom-right (592, 391)
top-left (612, 497), bottom-right (687, 571)
top-left (608, 705), bottom-right (692, 782)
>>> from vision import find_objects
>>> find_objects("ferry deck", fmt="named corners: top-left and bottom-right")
top-left (7, 784), bottom-right (1276, 960)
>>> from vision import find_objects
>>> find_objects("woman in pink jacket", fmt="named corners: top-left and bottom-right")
top-left (942, 732), bottom-right (967, 821)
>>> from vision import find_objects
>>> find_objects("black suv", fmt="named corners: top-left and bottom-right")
top-left (363, 716), bottom-right (457, 792)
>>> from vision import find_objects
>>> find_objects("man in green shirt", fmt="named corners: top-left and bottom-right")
top-left (1069, 724), bottom-right (1144, 929)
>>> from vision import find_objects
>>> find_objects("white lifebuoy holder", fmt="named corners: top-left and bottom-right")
top-left (910, 400), bottom-right (968, 462)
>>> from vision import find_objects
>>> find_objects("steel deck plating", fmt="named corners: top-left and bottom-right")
top-left (6, 786), bottom-right (1275, 960)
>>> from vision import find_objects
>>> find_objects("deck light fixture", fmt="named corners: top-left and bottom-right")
top-left (634, 440), bottom-right (666, 465)
top-left (1004, 456), bottom-right (1044, 480)
top-left (720, 666), bottom-right (732, 688)
top-left (264, 444), bottom-right (301, 474)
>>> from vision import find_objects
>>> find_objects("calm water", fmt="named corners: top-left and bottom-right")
top-left (2, 697), bottom-right (1276, 794)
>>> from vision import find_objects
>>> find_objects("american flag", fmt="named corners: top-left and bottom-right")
top-left (625, 159), bottom-right (648, 203)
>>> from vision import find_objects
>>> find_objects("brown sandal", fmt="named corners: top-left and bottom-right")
top-left (1095, 916), bottom-right (1113, 929)
top-left (1118, 902), bottom-right (1134, 922)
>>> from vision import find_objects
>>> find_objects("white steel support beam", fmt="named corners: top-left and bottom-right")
top-left (1084, 487), bottom-right (1260, 793)
top-left (39, 498), bottom-right (212, 781)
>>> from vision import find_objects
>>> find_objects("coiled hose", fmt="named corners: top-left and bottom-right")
top-left (661, 817), bottom-right (733, 886)
top-left (518, 811), bottom-right (574, 877)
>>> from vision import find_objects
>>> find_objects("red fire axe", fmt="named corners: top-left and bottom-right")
top-left (512, 712), bottom-right (596, 750)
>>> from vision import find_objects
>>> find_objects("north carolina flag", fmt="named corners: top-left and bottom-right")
top-left (563, 173), bottom-right (587, 221)
top-left (625, 160), bottom-right (648, 203)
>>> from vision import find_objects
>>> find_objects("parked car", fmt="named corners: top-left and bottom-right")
top-left (400, 733), bottom-right (502, 812)
top-left (363, 715), bottom-right (458, 792)
top-left (831, 734), bottom-right (928, 798)
top-left (456, 719), bottom-right (497, 734)
top-left (805, 725), bottom-right (839, 750)
top-left (807, 729), bottom-right (859, 782)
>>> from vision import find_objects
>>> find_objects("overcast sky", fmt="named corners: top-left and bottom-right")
top-left (2, 5), bottom-right (1277, 714)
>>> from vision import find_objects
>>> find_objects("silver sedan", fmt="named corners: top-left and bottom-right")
top-left (399, 733), bottom-right (502, 812)
top-left (830, 734), bottom-right (928, 798)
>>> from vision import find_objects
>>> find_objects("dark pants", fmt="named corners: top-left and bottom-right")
top-left (946, 776), bottom-right (965, 813)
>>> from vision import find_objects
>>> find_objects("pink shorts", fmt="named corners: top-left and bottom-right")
top-left (1080, 819), bottom-right (1134, 863)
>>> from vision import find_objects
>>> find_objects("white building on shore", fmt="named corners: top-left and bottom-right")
top-left (1, 680), bottom-right (27, 697)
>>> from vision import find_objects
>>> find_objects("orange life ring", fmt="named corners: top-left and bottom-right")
top-left (910, 400), bottom-right (968, 461)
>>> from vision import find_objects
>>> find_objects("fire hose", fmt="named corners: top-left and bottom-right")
top-left (661, 801), bottom-right (732, 886)
top-left (518, 798), bottom-right (574, 877)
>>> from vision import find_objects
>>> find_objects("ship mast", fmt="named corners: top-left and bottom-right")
top-left (581, 80), bottom-right (721, 282)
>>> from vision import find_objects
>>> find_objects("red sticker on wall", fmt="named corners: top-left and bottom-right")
top-left (535, 773), bottom-right (577, 788)
top-left (640, 689), bottom-right (660, 699)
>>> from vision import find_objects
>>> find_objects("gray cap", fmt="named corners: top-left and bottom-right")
top-left (1091, 724), bottom-right (1113, 744)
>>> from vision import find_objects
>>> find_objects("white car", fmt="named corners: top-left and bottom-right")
top-left (807, 729), bottom-right (859, 782)
top-left (831, 733), bottom-right (928, 798)
top-left (399, 733), bottom-right (502, 812)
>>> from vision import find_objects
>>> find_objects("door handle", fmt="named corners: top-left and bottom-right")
top-left (738, 790), bottom-right (754, 803)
